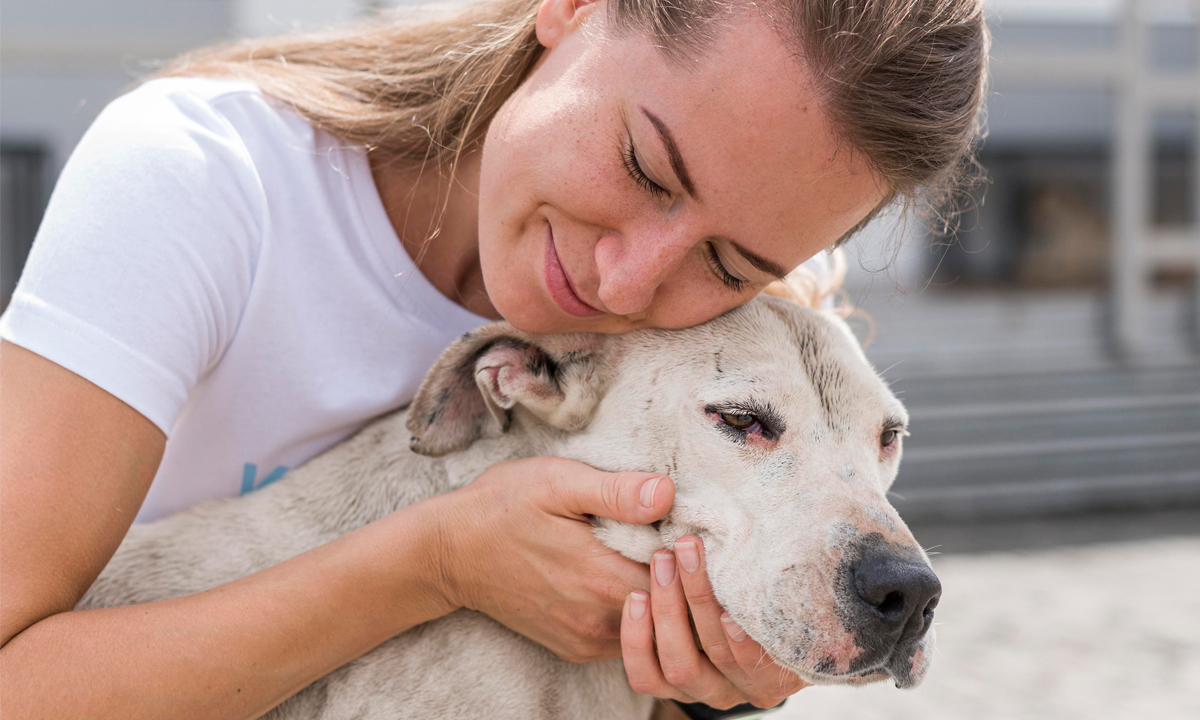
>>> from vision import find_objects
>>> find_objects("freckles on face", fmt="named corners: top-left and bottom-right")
top-left (476, 23), bottom-right (633, 334)
top-left (477, 8), bottom-right (886, 335)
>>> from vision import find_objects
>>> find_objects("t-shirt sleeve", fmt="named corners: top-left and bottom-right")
top-left (0, 81), bottom-right (266, 435)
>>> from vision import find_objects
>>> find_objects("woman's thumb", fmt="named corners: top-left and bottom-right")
top-left (544, 463), bottom-right (674, 524)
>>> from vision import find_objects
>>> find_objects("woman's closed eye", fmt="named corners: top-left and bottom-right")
top-left (704, 242), bottom-right (749, 292)
top-left (623, 142), bottom-right (670, 200)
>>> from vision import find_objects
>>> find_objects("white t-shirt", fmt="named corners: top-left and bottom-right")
top-left (0, 77), bottom-right (491, 522)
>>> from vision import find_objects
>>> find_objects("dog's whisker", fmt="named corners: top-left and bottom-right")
top-left (753, 648), bottom-right (771, 673)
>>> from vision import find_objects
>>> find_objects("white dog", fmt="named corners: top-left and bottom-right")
top-left (80, 295), bottom-right (940, 719)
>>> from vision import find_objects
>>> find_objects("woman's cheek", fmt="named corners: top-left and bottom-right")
top-left (650, 270), bottom-right (746, 330)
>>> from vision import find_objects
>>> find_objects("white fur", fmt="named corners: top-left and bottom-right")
top-left (80, 296), bottom-right (934, 718)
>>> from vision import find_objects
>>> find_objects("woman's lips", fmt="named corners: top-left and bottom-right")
top-left (543, 225), bottom-right (603, 318)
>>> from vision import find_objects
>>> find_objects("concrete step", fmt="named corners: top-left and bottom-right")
top-left (892, 469), bottom-right (1200, 522)
top-left (908, 406), bottom-right (1200, 448)
top-left (896, 443), bottom-right (1200, 491)
top-left (886, 365), bottom-right (1200, 521)
top-left (894, 366), bottom-right (1200, 408)
top-left (854, 289), bottom-right (1198, 376)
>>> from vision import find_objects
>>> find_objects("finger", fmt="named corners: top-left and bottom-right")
top-left (596, 551), bottom-right (654, 594)
top-left (650, 551), bottom-right (745, 709)
top-left (673, 537), bottom-right (749, 687)
top-left (674, 536), bottom-right (808, 706)
top-left (719, 613), bottom-right (811, 706)
top-left (579, 551), bottom-right (653, 632)
top-left (540, 514), bottom-right (652, 598)
top-left (621, 591), bottom-right (698, 703)
top-left (538, 458), bottom-right (674, 524)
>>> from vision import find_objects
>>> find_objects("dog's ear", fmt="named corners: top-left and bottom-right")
top-left (407, 323), bottom-right (610, 457)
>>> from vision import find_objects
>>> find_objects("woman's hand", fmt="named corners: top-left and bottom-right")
top-left (431, 456), bottom-right (674, 663)
top-left (621, 536), bottom-right (810, 709)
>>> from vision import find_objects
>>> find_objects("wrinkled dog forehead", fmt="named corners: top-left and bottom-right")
top-left (621, 297), bottom-right (903, 426)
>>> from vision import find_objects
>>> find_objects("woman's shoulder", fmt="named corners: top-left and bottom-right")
top-left (86, 74), bottom-right (353, 207)
top-left (107, 76), bottom-right (314, 149)
top-left (132, 75), bottom-right (263, 103)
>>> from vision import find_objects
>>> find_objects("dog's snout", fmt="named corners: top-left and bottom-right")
top-left (851, 554), bottom-right (941, 645)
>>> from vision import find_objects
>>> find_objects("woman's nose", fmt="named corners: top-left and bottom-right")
top-left (593, 229), bottom-right (691, 317)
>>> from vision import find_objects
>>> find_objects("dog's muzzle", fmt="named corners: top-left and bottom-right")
top-left (838, 542), bottom-right (941, 687)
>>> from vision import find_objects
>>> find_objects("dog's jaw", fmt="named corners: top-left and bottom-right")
top-left (589, 510), bottom-right (936, 690)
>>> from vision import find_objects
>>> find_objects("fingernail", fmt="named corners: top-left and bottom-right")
top-left (721, 613), bottom-right (747, 643)
top-left (654, 552), bottom-right (676, 587)
top-left (675, 541), bottom-right (699, 574)
top-left (639, 477), bottom-right (663, 509)
top-left (629, 591), bottom-right (648, 621)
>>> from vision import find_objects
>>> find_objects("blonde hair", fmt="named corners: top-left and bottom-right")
top-left (157, 0), bottom-right (988, 277)
top-left (762, 249), bottom-right (848, 311)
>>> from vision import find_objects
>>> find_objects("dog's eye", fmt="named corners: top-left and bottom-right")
top-left (706, 404), bottom-right (782, 442)
top-left (880, 428), bottom-right (900, 448)
top-left (720, 413), bottom-right (758, 431)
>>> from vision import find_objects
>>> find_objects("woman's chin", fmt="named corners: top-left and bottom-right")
top-left (489, 292), bottom-right (569, 335)
top-left (499, 301), bottom-right (626, 336)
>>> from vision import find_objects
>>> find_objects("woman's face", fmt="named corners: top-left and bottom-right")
top-left (478, 0), bottom-right (885, 335)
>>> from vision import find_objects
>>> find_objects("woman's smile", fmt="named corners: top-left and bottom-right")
top-left (543, 222), bottom-right (603, 317)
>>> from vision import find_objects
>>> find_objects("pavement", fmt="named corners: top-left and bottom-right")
top-left (776, 534), bottom-right (1200, 720)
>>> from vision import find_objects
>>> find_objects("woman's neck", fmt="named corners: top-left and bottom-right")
top-left (370, 150), bottom-right (499, 319)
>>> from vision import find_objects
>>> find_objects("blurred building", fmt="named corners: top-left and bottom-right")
top-left (2, 0), bottom-right (1199, 524)
top-left (847, 2), bottom-right (1200, 529)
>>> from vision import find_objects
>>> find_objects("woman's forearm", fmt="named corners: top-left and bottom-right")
top-left (0, 498), bottom-right (456, 720)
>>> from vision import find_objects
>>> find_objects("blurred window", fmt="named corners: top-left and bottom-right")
top-left (929, 117), bottom-right (1196, 289)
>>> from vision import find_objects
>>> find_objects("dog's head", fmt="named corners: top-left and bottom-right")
top-left (408, 295), bottom-right (938, 688)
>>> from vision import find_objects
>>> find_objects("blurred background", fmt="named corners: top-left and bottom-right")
top-left (2, 1), bottom-right (1198, 718)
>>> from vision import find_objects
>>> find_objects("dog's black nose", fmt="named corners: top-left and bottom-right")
top-left (851, 553), bottom-right (941, 647)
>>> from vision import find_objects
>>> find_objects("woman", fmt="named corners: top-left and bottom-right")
top-left (0, 0), bottom-right (987, 717)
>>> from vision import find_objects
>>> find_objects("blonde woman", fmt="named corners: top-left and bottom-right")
top-left (0, 0), bottom-right (987, 717)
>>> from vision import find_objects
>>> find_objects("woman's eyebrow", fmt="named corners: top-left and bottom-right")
top-left (640, 107), bottom-right (698, 199)
top-left (726, 239), bottom-right (789, 280)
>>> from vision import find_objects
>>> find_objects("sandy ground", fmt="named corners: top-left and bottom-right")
top-left (776, 537), bottom-right (1200, 720)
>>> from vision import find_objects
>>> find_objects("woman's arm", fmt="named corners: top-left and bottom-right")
top-left (1, 341), bottom-right (165, 647)
top-left (0, 341), bottom-right (454, 719)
